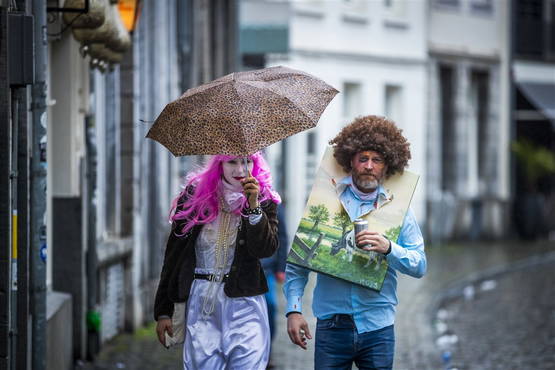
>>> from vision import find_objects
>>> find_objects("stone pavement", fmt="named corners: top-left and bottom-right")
top-left (393, 240), bottom-right (555, 370)
top-left (78, 239), bottom-right (555, 370)
top-left (433, 253), bottom-right (555, 369)
top-left (268, 274), bottom-right (316, 370)
top-left (76, 277), bottom-right (318, 370)
top-left (76, 324), bottom-right (181, 370)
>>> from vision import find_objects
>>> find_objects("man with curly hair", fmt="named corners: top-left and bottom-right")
top-left (284, 115), bottom-right (427, 370)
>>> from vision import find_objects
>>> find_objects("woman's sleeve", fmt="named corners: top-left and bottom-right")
top-left (244, 201), bottom-right (279, 259)
top-left (153, 190), bottom-right (191, 320)
top-left (153, 229), bottom-right (179, 320)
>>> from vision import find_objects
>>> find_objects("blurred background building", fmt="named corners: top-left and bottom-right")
top-left (426, 0), bottom-right (511, 241)
top-left (1, 0), bottom-right (554, 369)
top-left (511, 0), bottom-right (555, 240)
top-left (240, 0), bottom-right (554, 245)
top-left (242, 0), bottom-right (429, 236)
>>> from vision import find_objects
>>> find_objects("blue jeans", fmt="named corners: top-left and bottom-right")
top-left (314, 314), bottom-right (395, 370)
top-left (264, 273), bottom-right (277, 340)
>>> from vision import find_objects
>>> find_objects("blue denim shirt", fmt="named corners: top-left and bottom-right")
top-left (284, 177), bottom-right (427, 333)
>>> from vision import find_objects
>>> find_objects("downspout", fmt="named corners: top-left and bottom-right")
top-left (30, 0), bottom-right (48, 369)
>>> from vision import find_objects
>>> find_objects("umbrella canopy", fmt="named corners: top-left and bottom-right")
top-left (146, 66), bottom-right (338, 156)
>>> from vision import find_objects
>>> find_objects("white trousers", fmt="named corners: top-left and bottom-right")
top-left (183, 278), bottom-right (270, 370)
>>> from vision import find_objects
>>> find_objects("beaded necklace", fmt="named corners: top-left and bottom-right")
top-left (201, 197), bottom-right (234, 317)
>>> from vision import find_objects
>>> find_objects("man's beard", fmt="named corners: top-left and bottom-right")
top-left (353, 174), bottom-right (380, 192)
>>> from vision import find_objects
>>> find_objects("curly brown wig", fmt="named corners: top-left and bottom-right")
top-left (329, 115), bottom-right (411, 177)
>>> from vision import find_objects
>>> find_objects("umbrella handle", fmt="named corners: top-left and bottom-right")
top-left (243, 157), bottom-right (250, 177)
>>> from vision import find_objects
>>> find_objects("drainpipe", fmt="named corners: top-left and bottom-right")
top-left (30, 0), bottom-right (47, 369)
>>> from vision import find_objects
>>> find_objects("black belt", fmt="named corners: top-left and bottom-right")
top-left (194, 273), bottom-right (229, 282)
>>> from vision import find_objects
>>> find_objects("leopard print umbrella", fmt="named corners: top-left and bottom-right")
top-left (146, 66), bottom-right (339, 156)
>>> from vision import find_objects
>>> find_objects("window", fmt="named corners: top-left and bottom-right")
top-left (384, 85), bottom-right (403, 127)
top-left (515, 0), bottom-right (545, 58)
top-left (439, 65), bottom-right (457, 193)
top-left (307, 131), bottom-right (317, 155)
top-left (343, 82), bottom-right (362, 121)
top-left (306, 131), bottom-right (318, 195)
top-left (434, 0), bottom-right (460, 9)
top-left (549, 0), bottom-right (555, 57)
top-left (470, 0), bottom-right (493, 14)
top-left (472, 70), bottom-right (490, 182)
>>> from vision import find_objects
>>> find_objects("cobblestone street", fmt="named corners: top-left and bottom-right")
top-left (79, 240), bottom-right (555, 370)
top-left (394, 240), bottom-right (555, 370)
top-left (435, 255), bottom-right (555, 370)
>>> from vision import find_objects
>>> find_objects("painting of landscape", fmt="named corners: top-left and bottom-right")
top-left (287, 147), bottom-right (419, 291)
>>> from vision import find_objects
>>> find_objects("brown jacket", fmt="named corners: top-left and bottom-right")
top-left (153, 198), bottom-right (279, 320)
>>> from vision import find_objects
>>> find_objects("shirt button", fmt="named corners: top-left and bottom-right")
top-left (238, 239), bottom-right (245, 245)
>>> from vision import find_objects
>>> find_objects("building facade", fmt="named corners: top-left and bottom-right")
top-left (260, 0), bottom-right (429, 233)
top-left (426, 0), bottom-right (512, 242)
top-left (242, 0), bottom-right (520, 243)
top-left (1, 1), bottom-right (238, 369)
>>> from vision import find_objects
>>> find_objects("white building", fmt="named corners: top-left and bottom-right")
top-left (242, 0), bottom-right (516, 242)
top-left (259, 0), bottom-right (429, 233)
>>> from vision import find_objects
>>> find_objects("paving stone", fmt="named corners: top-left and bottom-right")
top-left (78, 240), bottom-right (555, 370)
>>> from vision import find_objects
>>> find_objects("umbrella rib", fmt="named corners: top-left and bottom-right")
top-left (230, 81), bottom-right (251, 155)
top-left (180, 79), bottom-right (229, 100)
top-left (237, 80), bottom-right (316, 124)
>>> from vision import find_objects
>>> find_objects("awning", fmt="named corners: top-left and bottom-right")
top-left (517, 82), bottom-right (555, 122)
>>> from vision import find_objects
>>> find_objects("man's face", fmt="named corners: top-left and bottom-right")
top-left (351, 150), bottom-right (387, 193)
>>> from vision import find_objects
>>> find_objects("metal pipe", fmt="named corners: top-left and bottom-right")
top-left (30, 0), bottom-right (48, 368)
top-left (10, 94), bottom-right (19, 370)
top-left (0, 9), bottom-right (12, 369)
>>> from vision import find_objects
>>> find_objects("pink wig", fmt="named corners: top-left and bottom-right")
top-left (171, 152), bottom-right (281, 235)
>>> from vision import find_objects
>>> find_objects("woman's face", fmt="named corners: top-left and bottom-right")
top-left (221, 157), bottom-right (254, 189)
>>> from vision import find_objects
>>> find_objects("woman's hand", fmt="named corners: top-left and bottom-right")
top-left (156, 318), bottom-right (173, 346)
top-left (241, 176), bottom-right (260, 209)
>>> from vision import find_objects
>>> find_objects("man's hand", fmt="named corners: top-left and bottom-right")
top-left (241, 175), bottom-right (260, 209)
top-left (355, 230), bottom-right (390, 254)
top-left (156, 318), bottom-right (173, 346)
top-left (287, 313), bottom-right (312, 350)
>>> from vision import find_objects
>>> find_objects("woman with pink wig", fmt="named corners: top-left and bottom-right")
top-left (154, 152), bottom-right (281, 369)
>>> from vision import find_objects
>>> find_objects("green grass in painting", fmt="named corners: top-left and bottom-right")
top-left (297, 218), bottom-right (343, 241)
top-left (290, 243), bottom-right (387, 290)
top-left (289, 218), bottom-right (390, 290)
top-left (291, 242), bottom-right (308, 259)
